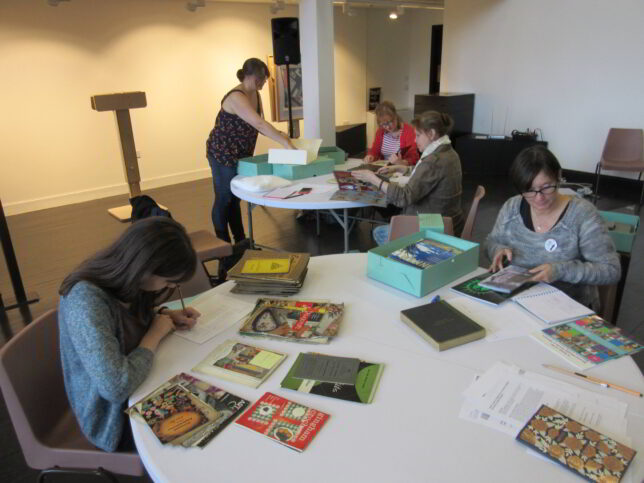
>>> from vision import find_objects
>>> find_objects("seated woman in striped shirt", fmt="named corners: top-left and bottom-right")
top-left (364, 101), bottom-right (419, 166)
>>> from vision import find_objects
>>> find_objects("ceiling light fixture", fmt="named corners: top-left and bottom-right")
top-left (47, 0), bottom-right (70, 6)
top-left (389, 11), bottom-right (398, 19)
top-left (270, 0), bottom-right (286, 15)
top-left (342, 2), bottom-right (356, 16)
top-left (396, 5), bottom-right (404, 16)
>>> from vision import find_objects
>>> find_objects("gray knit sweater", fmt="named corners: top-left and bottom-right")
top-left (486, 195), bottom-right (620, 310)
top-left (58, 281), bottom-right (153, 452)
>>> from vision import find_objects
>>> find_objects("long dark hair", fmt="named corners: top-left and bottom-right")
top-left (510, 145), bottom-right (562, 193)
top-left (59, 217), bottom-right (197, 324)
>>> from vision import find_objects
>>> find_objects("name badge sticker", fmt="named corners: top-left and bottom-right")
top-left (544, 238), bottom-right (557, 252)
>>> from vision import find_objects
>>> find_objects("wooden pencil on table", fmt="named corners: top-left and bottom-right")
top-left (543, 364), bottom-right (643, 398)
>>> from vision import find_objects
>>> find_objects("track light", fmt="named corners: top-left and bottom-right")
top-left (269, 1), bottom-right (285, 15)
top-left (396, 5), bottom-right (404, 16)
top-left (186, 0), bottom-right (205, 12)
top-left (47, 0), bottom-right (70, 6)
top-left (389, 11), bottom-right (398, 19)
top-left (342, 2), bottom-right (356, 16)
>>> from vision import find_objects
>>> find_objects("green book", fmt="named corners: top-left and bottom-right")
top-left (400, 300), bottom-right (486, 351)
top-left (281, 353), bottom-right (384, 404)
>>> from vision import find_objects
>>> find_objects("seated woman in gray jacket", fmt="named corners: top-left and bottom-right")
top-left (486, 146), bottom-right (620, 311)
top-left (353, 110), bottom-right (464, 244)
top-left (58, 217), bottom-right (201, 452)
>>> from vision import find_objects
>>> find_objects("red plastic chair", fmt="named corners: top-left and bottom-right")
top-left (0, 309), bottom-right (145, 482)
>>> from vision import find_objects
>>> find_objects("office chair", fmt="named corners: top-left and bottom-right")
top-left (0, 309), bottom-right (145, 483)
top-left (461, 185), bottom-right (486, 241)
top-left (593, 128), bottom-right (644, 210)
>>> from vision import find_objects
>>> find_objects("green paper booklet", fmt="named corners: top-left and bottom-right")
top-left (281, 353), bottom-right (384, 404)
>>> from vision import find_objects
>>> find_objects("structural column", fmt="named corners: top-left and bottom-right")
top-left (299, 0), bottom-right (335, 145)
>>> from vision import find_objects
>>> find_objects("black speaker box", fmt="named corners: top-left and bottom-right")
top-left (271, 17), bottom-right (300, 65)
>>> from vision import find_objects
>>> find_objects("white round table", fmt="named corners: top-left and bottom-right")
top-left (231, 160), bottom-right (371, 253)
top-left (130, 254), bottom-right (644, 483)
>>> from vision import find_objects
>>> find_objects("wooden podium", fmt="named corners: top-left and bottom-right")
top-left (91, 91), bottom-right (159, 222)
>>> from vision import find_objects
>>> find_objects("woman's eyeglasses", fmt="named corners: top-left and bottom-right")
top-left (522, 184), bottom-right (558, 198)
top-left (378, 120), bottom-right (394, 128)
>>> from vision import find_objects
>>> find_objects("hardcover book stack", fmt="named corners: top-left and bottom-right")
top-left (227, 249), bottom-right (310, 296)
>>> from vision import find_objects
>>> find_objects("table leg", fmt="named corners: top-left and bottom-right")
top-left (344, 208), bottom-right (349, 253)
top-left (316, 210), bottom-right (320, 236)
top-left (247, 202), bottom-right (255, 249)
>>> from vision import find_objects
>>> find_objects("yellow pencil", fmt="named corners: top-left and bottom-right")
top-left (177, 285), bottom-right (186, 312)
top-left (543, 364), bottom-right (643, 398)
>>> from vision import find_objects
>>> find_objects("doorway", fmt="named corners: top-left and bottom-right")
top-left (429, 24), bottom-right (443, 94)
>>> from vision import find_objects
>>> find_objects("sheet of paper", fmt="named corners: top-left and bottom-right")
top-left (172, 290), bottom-right (254, 344)
top-left (446, 296), bottom-right (540, 341)
top-left (292, 138), bottom-right (322, 162)
top-left (460, 362), bottom-right (628, 438)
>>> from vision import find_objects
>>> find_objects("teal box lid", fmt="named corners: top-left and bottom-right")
top-left (317, 146), bottom-right (347, 165)
top-left (418, 213), bottom-right (444, 233)
top-left (237, 154), bottom-right (272, 176)
top-left (599, 210), bottom-right (639, 253)
top-left (367, 230), bottom-right (479, 297)
top-left (272, 157), bottom-right (335, 180)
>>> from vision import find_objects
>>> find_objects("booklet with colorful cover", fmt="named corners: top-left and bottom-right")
top-left (239, 298), bottom-right (344, 344)
top-left (281, 353), bottom-right (384, 404)
top-left (192, 339), bottom-right (287, 388)
top-left (388, 238), bottom-right (463, 269)
top-left (531, 315), bottom-right (644, 370)
top-left (126, 373), bottom-right (249, 448)
top-left (516, 404), bottom-right (636, 482)
top-left (450, 273), bottom-right (536, 306)
top-left (235, 392), bottom-right (330, 452)
top-left (329, 170), bottom-right (387, 207)
top-left (478, 265), bottom-right (534, 293)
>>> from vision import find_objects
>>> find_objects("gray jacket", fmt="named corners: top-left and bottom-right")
top-left (58, 281), bottom-right (153, 452)
top-left (486, 195), bottom-right (620, 310)
top-left (386, 144), bottom-right (464, 236)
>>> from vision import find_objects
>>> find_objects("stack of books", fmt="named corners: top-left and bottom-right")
top-left (226, 249), bottom-right (310, 295)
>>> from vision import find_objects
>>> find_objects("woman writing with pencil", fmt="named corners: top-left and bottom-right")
top-left (58, 217), bottom-right (201, 452)
top-left (364, 101), bottom-right (419, 166)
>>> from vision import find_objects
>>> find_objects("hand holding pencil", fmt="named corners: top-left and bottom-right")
top-left (167, 285), bottom-right (201, 331)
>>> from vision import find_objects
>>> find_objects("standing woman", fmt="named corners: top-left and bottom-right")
top-left (353, 111), bottom-right (464, 244)
top-left (58, 217), bottom-right (201, 452)
top-left (206, 58), bottom-right (295, 243)
top-left (364, 101), bottom-right (419, 166)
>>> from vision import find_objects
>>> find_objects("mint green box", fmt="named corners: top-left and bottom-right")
top-left (237, 154), bottom-right (272, 176)
top-left (418, 213), bottom-right (444, 233)
top-left (599, 211), bottom-right (639, 253)
top-left (271, 157), bottom-right (335, 180)
top-left (317, 146), bottom-right (346, 165)
top-left (367, 230), bottom-right (479, 297)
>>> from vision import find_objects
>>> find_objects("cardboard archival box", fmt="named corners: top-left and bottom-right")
top-left (367, 229), bottom-right (479, 297)
top-left (599, 210), bottom-right (639, 253)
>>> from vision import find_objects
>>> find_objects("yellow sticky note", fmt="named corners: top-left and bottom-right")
top-left (249, 350), bottom-right (282, 369)
top-left (241, 258), bottom-right (290, 274)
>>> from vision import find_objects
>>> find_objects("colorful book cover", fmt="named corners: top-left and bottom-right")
top-left (193, 340), bottom-right (286, 388)
top-left (241, 258), bottom-right (291, 274)
top-left (235, 392), bottom-right (329, 452)
top-left (239, 298), bottom-right (344, 344)
top-left (450, 273), bottom-right (534, 306)
top-left (388, 239), bottom-right (462, 269)
top-left (281, 353), bottom-right (384, 404)
top-left (478, 265), bottom-right (533, 293)
top-left (330, 170), bottom-right (387, 207)
top-left (517, 404), bottom-right (636, 482)
top-left (531, 315), bottom-right (644, 370)
top-left (127, 373), bottom-right (249, 448)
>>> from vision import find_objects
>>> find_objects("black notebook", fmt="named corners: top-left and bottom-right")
top-left (400, 300), bottom-right (486, 351)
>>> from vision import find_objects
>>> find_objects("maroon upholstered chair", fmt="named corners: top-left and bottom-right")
top-left (460, 185), bottom-right (486, 241)
top-left (593, 128), bottom-right (644, 209)
top-left (0, 309), bottom-right (145, 482)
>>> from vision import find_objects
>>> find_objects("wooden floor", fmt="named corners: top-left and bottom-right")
top-left (1, 174), bottom-right (643, 482)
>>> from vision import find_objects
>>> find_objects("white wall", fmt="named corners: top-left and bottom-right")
top-left (442, 0), bottom-right (644, 174)
top-left (0, 0), bottom-right (368, 215)
top-left (366, 8), bottom-right (443, 111)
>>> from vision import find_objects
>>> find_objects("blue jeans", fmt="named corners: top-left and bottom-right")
top-left (208, 155), bottom-right (245, 243)
top-left (372, 224), bottom-right (391, 246)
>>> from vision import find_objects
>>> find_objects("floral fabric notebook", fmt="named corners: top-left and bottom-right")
top-left (516, 404), bottom-right (636, 482)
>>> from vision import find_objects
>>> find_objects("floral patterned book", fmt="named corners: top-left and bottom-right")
top-left (235, 392), bottom-right (329, 452)
top-left (516, 404), bottom-right (636, 482)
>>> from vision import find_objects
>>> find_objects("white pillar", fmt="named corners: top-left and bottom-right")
top-left (299, 0), bottom-right (335, 146)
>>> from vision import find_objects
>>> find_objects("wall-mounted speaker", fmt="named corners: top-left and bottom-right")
top-left (271, 17), bottom-right (300, 65)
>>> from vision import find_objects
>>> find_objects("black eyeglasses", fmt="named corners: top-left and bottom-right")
top-left (522, 184), bottom-right (558, 198)
top-left (378, 120), bottom-right (394, 128)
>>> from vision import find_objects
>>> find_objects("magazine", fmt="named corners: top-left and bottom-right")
top-left (192, 339), bottom-right (287, 388)
top-left (329, 170), bottom-right (387, 207)
top-left (450, 273), bottom-right (536, 306)
top-left (126, 373), bottom-right (249, 448)
top-left (238, 298), bottom-right (344, 344)
top-left (388, 239), bottom-right (462, 269)
top-left (478, 265), bottom-right (534, 293)
top-left (235, 392), bottom-right (330, 452)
